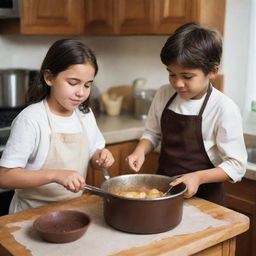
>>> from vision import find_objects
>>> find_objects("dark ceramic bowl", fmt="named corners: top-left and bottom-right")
top-left (33, 210), bottom-right (90, 243)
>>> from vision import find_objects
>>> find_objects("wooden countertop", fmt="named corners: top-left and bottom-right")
top-left (0, 195), bottom-right (249, 256)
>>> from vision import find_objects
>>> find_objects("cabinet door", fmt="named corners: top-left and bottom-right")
top-left (154, 0), bottom-right (192, 34)
top-left (193, 0), bottom-right (226, 34)
top-left (84, 0), bottom-right (116, 35)
top-left (21, 0), bottom-right (84, 35)
top-left (224, 179), bottom-right (256, 256)
top-left (117, 0), bottom-right (155, 34)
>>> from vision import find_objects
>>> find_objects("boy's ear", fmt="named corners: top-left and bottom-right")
top-left (208, 65), bottom-right (219, 79)
top-left (43, 70), bottom-right (53, 86)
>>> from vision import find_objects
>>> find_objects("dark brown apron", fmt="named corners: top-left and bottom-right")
top-left (158, 85), bottom-right (225, 205)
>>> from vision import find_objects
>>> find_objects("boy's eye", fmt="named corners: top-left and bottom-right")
top-left (184, 76), bottom-right (193, 80)
top-left (169, 74), bottom-right (176, 77)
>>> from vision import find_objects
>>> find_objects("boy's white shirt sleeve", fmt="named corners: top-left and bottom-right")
top-left (141, 85), bottom-right (169, 148)
top-left (0, 116), bottom-right (37, 168)
top-left (87, 109), bottom-right (105, 158)
top-left (215, 103), bottom-right (247, 182)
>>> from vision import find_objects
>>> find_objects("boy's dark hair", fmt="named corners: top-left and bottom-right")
top-left (160, 22), bottom-right (222, 75)
top-left (26, 39), bottom-right (98, 113)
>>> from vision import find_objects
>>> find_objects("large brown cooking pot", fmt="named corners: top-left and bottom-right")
top-left (84, 173), bottom-right (187, 234)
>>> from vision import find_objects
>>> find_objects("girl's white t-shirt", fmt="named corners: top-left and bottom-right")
top-left (141, 85), bottom-right (247, 183)
top-left (0, 101), bottom-right (105, 170)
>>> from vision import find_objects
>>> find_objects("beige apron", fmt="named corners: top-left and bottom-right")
top-left (12, 100), bottom-right (89, 213)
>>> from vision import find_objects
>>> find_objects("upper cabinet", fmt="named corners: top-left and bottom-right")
top-left (84, 0), bottom-right (156, 34)
top-left (117, 0), bottom-right (155, 34)
top-left (85, 0), bottom-right (226, 35)
top-left (154, 0), bottom-right (194, 34)
top-left (85, 0), bottom-right (193, 35)
top-left (21, 0), bottom-right (85, 34)
top-left (84, 0), bottom-right (116, 35)
top-left (0, 0), bottom-right (226, 35)
top-left (154, 0), bottom-right (226, 35)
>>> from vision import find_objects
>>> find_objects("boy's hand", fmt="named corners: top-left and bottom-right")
top-left (126, 153), bottom-right (145, 172)
top-left (169, 172), bottom-right (201, 198)
top-left (169, 168), bottom-right (228, 198)
top-left (93, 148), bottom-right (115, 168)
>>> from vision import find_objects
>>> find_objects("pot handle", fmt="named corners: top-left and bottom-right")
top-left (84, 184), bottom-right (110, 198)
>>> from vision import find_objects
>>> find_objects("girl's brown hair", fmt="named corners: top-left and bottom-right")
top-left (26, 39), bottom-right (98, 113)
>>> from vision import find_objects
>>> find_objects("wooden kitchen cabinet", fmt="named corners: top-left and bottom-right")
top-left (86, 140), bottom-right (159, 187)
top-left (83, 0), bottom-right (116, 34)
top-left (224, 178), bottom-right (256, 256)
top-left (1, 0), bottom-right (225, 35)
top-left (155, 0), bottom-right (226, 34)
top-left (153, 0), bottom-right (193, 34)
top-left (84, 0), bottom-right (155, 34)
top-left (0, 0), bottom-right (85, 35)
top-left (117, 0), bottom-right (155, 34)
top-left (21, 0), bottom-right (85, 35)
top-left (85, 0), bottom-right (226, 35)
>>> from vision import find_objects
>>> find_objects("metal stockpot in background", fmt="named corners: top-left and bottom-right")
top-left (0, 69), bottom-right (29, 108)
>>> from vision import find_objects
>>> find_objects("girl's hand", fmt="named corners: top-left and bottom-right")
top-left (169, 172), bottom-right (201, 198)
top-left (94, 148), bottom-right (115, 168)
top-left (53, 170), bottom-right (85, 193)
top-left (126, 152), bottom-right (145, 172)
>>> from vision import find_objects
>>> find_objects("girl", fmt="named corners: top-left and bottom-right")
top-left (126, 23), bottom-right (247, 205)
top-left (0, 39), bottom-right (114, 213)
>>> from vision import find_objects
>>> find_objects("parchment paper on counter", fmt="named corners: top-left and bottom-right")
top-left (7, 201), bottom-right (229, 256)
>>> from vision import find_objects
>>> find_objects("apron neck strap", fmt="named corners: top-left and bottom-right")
top-left (43, 99), bottom-right (55, 131)
top-left (164, 83), bottom-right (213, 116)
top-left (43, 99), bottom-right (85, 132)
top-left (198, 84), bottom-right (213, 117)
top-left (74, 108), bottom-right (86, 132)
top-left (163, 91), bottom-right (177, 111)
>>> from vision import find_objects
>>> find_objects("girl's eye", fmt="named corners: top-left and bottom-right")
top-left (169, 74), bottom-right (176, 78)
top-left (68, 80), bottom-right (78, 86)
top-left (85, 82), bottom-right (93, 88)
top-left (184, 76), bottom-right (193, 80)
